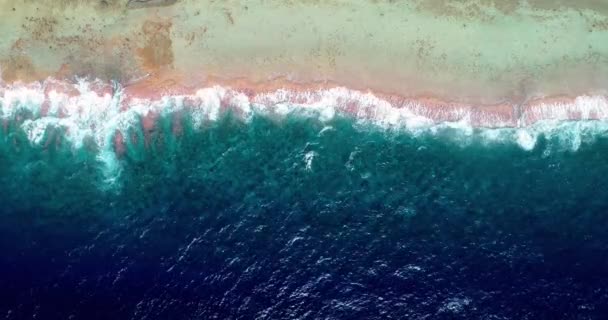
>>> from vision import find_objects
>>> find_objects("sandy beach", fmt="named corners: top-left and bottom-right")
top-left (1, 0), bottom-right (608, 123)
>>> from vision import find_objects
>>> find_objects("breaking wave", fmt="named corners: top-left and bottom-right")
top-left (2, 78), bottom-right (608, 184)
top-left (4, 79), bottom-right (608, 319)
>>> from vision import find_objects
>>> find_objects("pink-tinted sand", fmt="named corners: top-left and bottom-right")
top-left (2, 75), bottom-right (608, 129)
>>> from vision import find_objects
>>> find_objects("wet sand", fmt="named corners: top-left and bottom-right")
top-left (1, 0), bottom-right (608, 120)
top-left (3, 76), bottom-right (608, 131)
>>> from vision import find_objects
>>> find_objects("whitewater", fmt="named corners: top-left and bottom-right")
top-left (3, 79), bottom-right (608, 184)
top-left (4, 79), bottom-right (608, 318)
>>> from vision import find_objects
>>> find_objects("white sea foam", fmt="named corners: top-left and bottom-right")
top-left (2, 79), bottom-right (608, 179)
top-left (516, 129), bottom-right (537, 151)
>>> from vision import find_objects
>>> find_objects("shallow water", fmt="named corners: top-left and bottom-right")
top-left (2, 110), bottom-right (608, 319)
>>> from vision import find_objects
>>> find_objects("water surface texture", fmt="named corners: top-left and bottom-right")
top-left (2, 107), bottom-right (608, 319)
top-left (3, 0), bottom-right (608, 319)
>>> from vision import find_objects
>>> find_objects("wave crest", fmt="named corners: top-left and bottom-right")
top-left (2, 78), bottom-right (608, 180)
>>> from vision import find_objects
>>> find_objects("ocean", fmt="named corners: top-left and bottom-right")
top-left (2, 85), bottom-right (608, 319)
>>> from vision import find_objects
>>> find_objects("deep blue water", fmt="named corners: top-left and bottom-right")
top-left (2, 113), bottom-right (608, 319)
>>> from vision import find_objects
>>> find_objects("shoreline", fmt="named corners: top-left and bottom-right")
top-left (1, 76), bottom-right (608, 129)
top-left (2, 0), bottom-right (608, 107)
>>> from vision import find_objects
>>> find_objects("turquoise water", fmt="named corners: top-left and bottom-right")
top-left (2, 111), bottom-right (608, 319)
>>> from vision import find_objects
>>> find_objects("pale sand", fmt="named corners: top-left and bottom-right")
top-left (1, 0), bottom-right (608, 109)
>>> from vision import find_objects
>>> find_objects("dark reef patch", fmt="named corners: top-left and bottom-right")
top-left (126, 0), bottom-right (178, 9)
